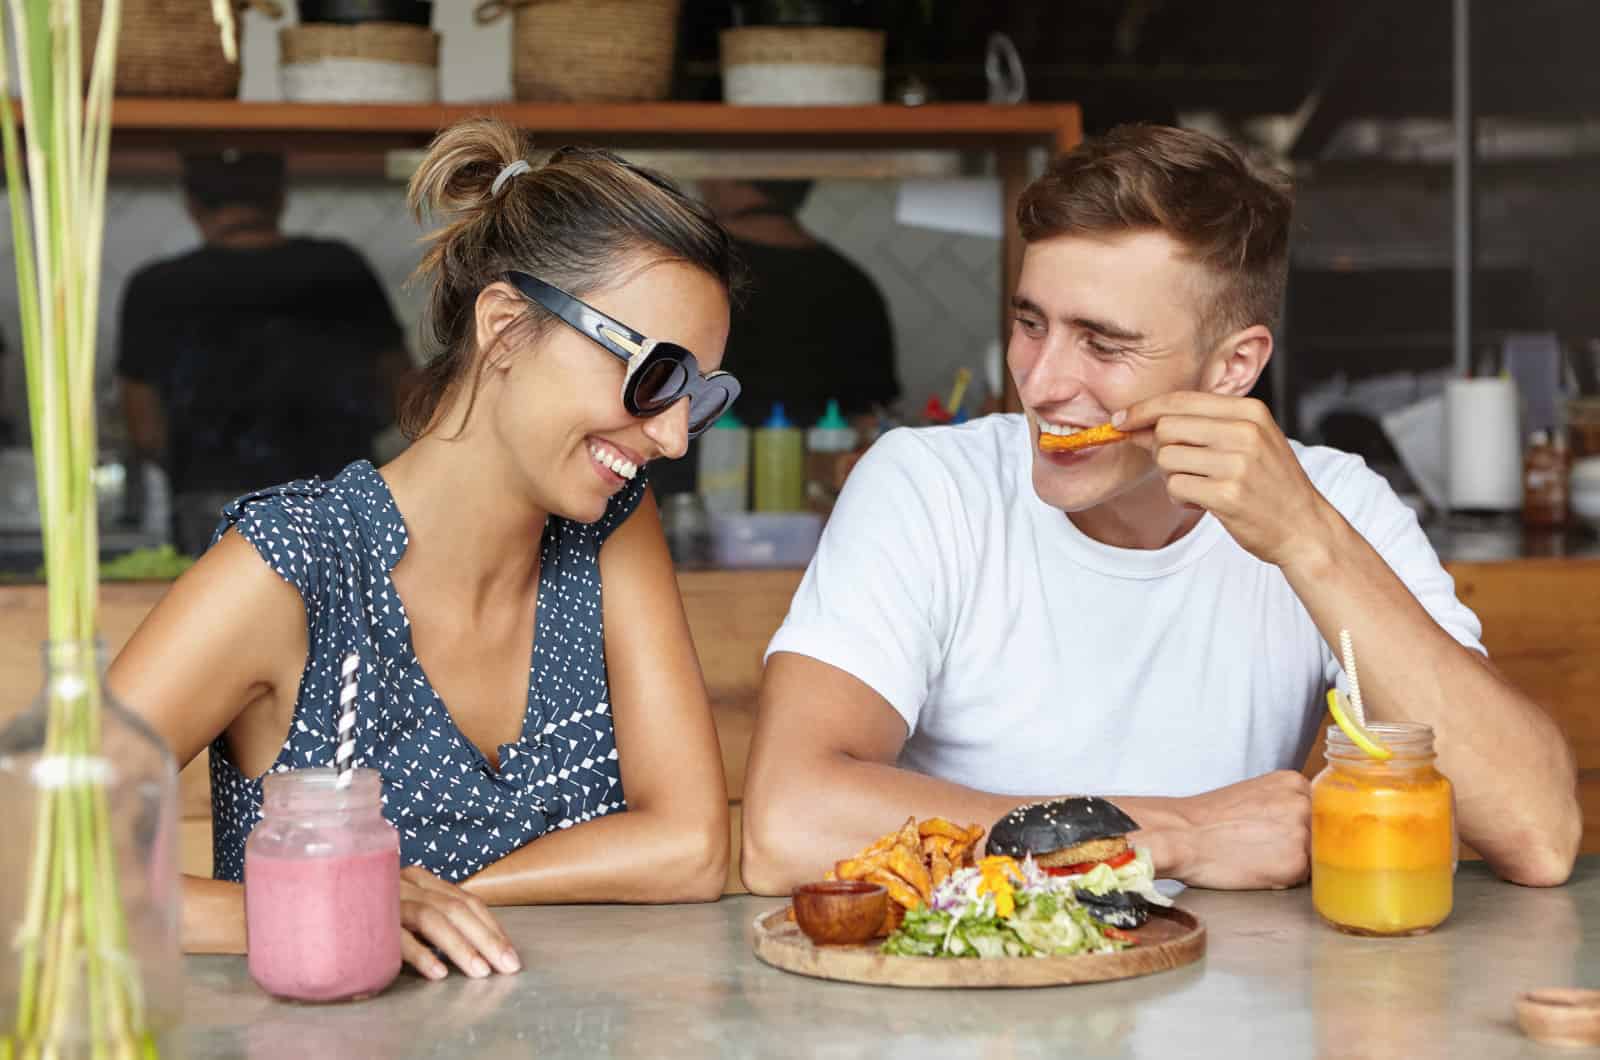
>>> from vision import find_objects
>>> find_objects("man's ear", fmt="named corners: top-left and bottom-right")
top-left (473, 282), bottom-right (528, 373)
top-left (1203, 324), bottom-right (1273, 397)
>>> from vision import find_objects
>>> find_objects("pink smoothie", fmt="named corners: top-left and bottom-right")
top-left (245, 844), bottom-right (402, 1002)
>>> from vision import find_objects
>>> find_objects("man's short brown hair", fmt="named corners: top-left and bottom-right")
top-left (1017, 124), bottom-right (1293, 347)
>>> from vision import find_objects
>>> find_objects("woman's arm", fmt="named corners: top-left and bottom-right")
top-left (108, 531), bottom-right (311, 953)
top-left (461, 492), bottom-right (730, 905)
top-left (112, 532), bottom-right (524, 978)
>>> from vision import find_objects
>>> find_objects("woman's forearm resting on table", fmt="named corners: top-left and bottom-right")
top-left (461, 803), bottom-right (729, 906)
top-left (1282, 508), bottom-right (1581, 888)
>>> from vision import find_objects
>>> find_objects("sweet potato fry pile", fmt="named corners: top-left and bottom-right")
top-left (826, 816), bottom-right (986, 937)
top-left (1038, 423), bottom-right (1126, 453)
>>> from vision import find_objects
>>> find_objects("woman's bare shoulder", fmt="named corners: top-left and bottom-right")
top-left (108, 529), bottom-right (309, 767)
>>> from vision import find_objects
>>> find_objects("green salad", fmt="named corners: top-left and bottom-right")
top-left (881, 856), bottom-right (1145, 959)
top-left (882, 886), bottom-right (1127, 959)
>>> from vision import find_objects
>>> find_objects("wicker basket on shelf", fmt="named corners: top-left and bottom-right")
top-left (720, 26), bottom-right (884, 105)
top-left (475, 0), bottom-right (682, 103)
top-left (280, 22), bottom-right (440, 102)
top-left (82, 0), bottom-right (277, 99)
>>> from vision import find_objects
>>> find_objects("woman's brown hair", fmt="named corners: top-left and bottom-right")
top-left (1017, 124), bottom-right (1293, 348)
top-left (402, 118), bottom-right (738, 438)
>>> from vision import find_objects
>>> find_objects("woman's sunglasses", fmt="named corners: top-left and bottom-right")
top-left (504, 271), bottom-right (740, 437)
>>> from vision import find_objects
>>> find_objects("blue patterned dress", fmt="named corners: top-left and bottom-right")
top-left (206, 460), bottom-right (647, 883)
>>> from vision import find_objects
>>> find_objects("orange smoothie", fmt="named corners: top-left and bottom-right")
top-left (1311, 723), bottom-right (1455, 936)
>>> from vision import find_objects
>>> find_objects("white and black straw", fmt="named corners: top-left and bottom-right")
top-left (334, 651), bottom-right (360, 788)
top-left (1339, 629), bottom-right (1366, 727)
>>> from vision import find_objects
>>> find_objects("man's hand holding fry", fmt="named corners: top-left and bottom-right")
top-left (1113, 392), bottom-right (1337, 572)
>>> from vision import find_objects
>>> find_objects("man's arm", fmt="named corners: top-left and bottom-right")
top-left (1117, 391), bottom-right (1580, 887)
top-left (741, 652), bottom-right (1313, 895)
top-left (1283, 513), bottom-right (1579, 886)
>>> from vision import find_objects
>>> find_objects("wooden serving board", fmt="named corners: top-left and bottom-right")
top-left (752, 904), bottom-right (1204, 989)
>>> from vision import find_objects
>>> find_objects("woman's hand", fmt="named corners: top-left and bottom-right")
top-left (400, 866), bottom-right (522, 980)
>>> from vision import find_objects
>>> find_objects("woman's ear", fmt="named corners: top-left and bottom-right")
top-left (1203, 324), bottom-right (1274, 397)
top-left (473, 282), bottom-right (527, 373)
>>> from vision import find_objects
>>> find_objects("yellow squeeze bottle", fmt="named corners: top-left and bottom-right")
top-left (753, 403), bottom-right (806, 512)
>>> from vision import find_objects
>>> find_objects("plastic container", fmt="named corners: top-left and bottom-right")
top-left (245, 768), bottom-right (402, 1002)
top-left (805, 399), bottom-right (857, 515)
top-left (1310, 722), bottom-right (1455, 937)
top-left (709, 512), bottom-right (823, 568)
top-left (753, 403), bottom-right (806, 512)
top-left (698, 410), bottom-right (751, 514)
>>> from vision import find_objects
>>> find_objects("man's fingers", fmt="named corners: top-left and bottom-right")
top-left (1155, 444), bottom-right (1246, 481)
top-left (1115, 391), bottom-right (1252, 432)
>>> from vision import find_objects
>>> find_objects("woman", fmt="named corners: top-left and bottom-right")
top-left (109, 119), bottom-right (738, 982)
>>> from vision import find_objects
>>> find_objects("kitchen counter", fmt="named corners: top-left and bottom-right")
top-left (176, 860), bottom-right (1596, 1058)
top-left (1425, 513), bottom-right (1600, 562)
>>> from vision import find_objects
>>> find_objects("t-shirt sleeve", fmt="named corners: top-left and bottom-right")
top-left (213, 485), bottom-right (330, 632)
top-left (115, 268), bottom-right (167, 384)
top-left (1314, 452), bottom-right (1487, 692)
top-left (765, 428), bottom-right (962, 733)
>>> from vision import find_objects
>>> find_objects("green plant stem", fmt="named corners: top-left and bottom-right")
top-left (2, 1), bottom-right (156, 1056)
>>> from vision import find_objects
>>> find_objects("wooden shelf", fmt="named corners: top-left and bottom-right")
top-left (94, 99), bottom-right (1081, 154)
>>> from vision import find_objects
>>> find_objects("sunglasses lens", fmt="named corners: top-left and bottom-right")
top-left (630, 355), bottom-right (689, 411)
top-left (687, 386), bottom-right (733, 435)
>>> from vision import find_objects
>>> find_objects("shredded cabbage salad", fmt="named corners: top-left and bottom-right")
top-left (880, 849), bottom-right (1171, 959)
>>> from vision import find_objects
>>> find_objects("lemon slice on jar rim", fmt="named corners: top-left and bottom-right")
top-left (1326, 688), bottom-right (1392, 761)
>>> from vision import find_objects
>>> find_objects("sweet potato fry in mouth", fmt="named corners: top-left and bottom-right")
top-left (1038, 423), bottom-right (1127, 453)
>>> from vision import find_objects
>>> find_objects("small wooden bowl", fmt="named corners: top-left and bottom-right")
top-left (792, 881), bottom-right (888, 946)
top-left (1517, 988), bottom-right (1600, 1047)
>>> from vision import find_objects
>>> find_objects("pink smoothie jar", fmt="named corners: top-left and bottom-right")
top-left (245, 768), bottom-right (402, 1002)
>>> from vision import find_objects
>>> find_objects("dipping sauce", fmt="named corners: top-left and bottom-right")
top-left (793, 880), bottom-right (888, 946)
top-left (1311, 722), bottom-right (1455, 936)
top-left (245, 768), bottom-right (402, 1001)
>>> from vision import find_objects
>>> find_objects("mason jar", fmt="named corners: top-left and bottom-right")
top-left (244, 768), bottom-right (402, 1001)
top-left (1311, 722), bottom-right (1455, 936)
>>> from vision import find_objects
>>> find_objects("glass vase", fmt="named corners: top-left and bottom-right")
top-left (0, 640), bottom-right (181, 1058)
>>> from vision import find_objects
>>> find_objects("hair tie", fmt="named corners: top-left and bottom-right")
top-left (490, 158), bottom-right (532, 198)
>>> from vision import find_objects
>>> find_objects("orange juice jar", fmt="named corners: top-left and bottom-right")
top-left (1311, 721), bottom-right (1455, 936)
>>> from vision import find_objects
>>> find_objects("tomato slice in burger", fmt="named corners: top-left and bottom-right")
top-left (1041, 849), bottom-right (1138, 877)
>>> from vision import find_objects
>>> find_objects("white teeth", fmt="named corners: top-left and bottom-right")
top-left (589, 444), bottom-right (637, 481)
top-left (1038, 420), bottom-right (1087, 437)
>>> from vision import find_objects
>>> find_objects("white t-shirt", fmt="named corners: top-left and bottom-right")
top-left (766, 414), bottom-right (1484, 799)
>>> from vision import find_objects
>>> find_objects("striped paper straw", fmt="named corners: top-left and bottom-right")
top-left (1339, 629), bottom-right (1366, 727)
top-left (334, 651), bottom-right (360, 789)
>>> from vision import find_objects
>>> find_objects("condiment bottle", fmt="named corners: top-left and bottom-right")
top-left (245, 768), bottom-right (402, 1002)
top-left (1310, 722), bottom-right (1455, 936)
top-left (753, 402), bottom-right (805, 512)
top-left (1523, 429), bottom-right (1570, 529)
top-left (697, 409), bottom-right (750, 514)
top-left (804, 399), bottom-right (857, 516)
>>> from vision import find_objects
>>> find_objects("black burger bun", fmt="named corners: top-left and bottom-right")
top-left (1078, 889), bottom-right (1152, 929)
top-left (985, 797), bottom-right (1140, 861)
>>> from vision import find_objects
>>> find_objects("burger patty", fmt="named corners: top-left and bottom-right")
top-left (1034, 835), bottom-right (1130, 868)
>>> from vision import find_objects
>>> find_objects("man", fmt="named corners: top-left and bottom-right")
top-left (651, 178), bottom-right (899, 496)
top-left (742, 125), bottom-right (1579, 893)
top-left (117, 151), bottom-right (411, 554)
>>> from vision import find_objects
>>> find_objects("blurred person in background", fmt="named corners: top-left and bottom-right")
top-left (652, 178), bottom-right (899, 495)
top-left (116, 150), bottom-right (412, 554)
